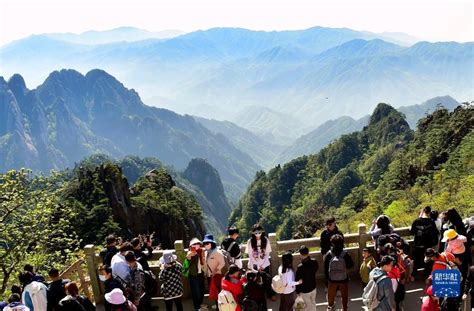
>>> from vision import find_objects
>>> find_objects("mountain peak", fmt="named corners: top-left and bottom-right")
top-left (44, 69), bottom-right (85, 85)
top-left (366, 103), bottom-right (412, 146)
top-left (7, 74), bottom-right (28, 96)
top-left (369, 103), bottom-right (400, 125)
top-left (84, 69), bottom-right (127, 90)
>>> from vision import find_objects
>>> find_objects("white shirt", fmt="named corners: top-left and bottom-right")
top-left (111, 253), bottom-right (130, 281)
top-left (245, 238), bottom-right (271, 270)
top-left (278, 266), bottom-right (300, 294)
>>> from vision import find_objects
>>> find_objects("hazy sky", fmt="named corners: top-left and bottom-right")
top-left (1, 0), bottom-right (473, 46)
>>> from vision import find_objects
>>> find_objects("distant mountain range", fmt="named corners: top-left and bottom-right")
top-left (0, 69), bottom-right (260, 202)
top-left (2, 26), bottom-right (471, 144)
top-left (42, 27), bottom-right (184, 45)
top-left (273, 96), bottom-right (461, 164)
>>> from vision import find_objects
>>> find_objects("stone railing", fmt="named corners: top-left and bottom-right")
top-left (59, 259), bottom-right (93, 301)
top-left (84, 224), bottom-right (412, 305)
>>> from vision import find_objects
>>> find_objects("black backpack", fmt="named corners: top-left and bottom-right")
top-left (414, 221), bottom-right (438, 247)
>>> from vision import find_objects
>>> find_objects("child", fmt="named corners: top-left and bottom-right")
top-left (220, 265), bottom-right (245, 311)
top-left (360, 248), bottom-right (376, 287)
top-left (242, 270), bottom-right (267, 311)
top-left (159, 250), bottom-right (184, 311)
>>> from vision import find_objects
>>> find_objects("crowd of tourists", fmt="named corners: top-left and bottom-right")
top-left (0, 207), bottom-right (472, 311)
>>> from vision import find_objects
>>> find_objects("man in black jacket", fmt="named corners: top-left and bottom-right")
top-left (320, 217), bottom-right (344, 256)
top-left (410, 206), bottom-right (439, 279)
top-left (295, 245), bottom-right (318, 311)
top-left (131, 237), bottom-right (154, 271)
top-left (99, 235), bottom-right (118, 266)
top-left (47, 268), bottom-right (69, 311)
top-left (221, 226), bottom-right (242, 269)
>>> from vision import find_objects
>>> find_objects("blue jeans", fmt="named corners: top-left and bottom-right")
top-left (189, 273), bottom-right (205, 310)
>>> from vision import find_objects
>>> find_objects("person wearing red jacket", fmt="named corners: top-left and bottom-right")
top-left (421, 286), bottom-right (440, 311)
top-left (221, 265), bottom-right (245, 311)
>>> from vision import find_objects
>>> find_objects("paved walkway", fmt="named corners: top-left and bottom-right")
top-left (96, 279), bottom-right (467, 310)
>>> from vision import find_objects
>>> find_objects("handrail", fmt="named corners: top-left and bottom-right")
top-left (59, 259), bottom-right (92, 301)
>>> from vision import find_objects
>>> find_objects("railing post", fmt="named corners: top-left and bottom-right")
top-left (84, 244), bottom-right (102, 305)
top-left (174, 240), bottom-right (190, 298)
top-left (76, 261), bottom-right (92, 300)
top-left (269, 233), bottom-right (278, 276)
top-left (357, 223), bottom-right (368, 272)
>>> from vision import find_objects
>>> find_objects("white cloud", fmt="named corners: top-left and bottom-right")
top-left (0, 0), bottom-right (472, 46)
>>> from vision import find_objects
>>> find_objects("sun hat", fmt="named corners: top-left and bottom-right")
top-left (105, 288), bottom-right (126, 305)
top-left (202, 234), bottom-right (216, 244)
top-left (189, 238), bottom-right (202, 247)
top-left (159, 250), bottom-right (177, 265)
top-left (441, 229), bottom-right (458, 242)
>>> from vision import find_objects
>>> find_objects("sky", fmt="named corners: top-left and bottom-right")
top-left (0, 0), bottom-right (473, 46)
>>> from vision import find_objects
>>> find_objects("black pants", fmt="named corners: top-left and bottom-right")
top-left (189, 273), bottom-right (205, 309)
top-left (164, 297), bottom-right (183, 311)
top-left (138, 294), bottom-right (152, 311)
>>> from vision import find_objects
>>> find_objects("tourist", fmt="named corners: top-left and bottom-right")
top-left (245, 224), bottom-right (275, 300)
top-left (23, 265), bottom-right (46, 284)
top-left (105, 288), bottom-right (137, 311)
top-left (98, 265), bottom-right (125, 311)
top-left (369, 256), bottom-right (396, 311)
top-left (19, 271), bottom-right (48, 311)
top-left (242, 270), bottom-right (267, 311)
top-left (320, 217), bottom-right (344, 256)
top-left (47, 268), bottom-right (69, 311)
top-left (410, 206), bottom-right (439, 279)
top-left (57, 282), bottom-right (95, 311)
top-left (111, 242), bottom-right (134, 283)
top-left (203, 234), bottom-right (225, 309)
top-left (295, 245), bottom-right (318, 311)
top-left (421, 286), bottom-right (440, 311)
top-left (3, 294), bottom-right (29, 311)
top-left (278, 252), bottom-right (302, 311)
top-left (368, 215), bottom-right (394, 241)
top-left (221, 226), bottom-right (243, 269)
top-left (220, 265), bottom-right (245, 311)
top-left (184, 238), bottom-right (206, 311)
top-left (462, 266), bottom-right (474, 311)
top-left (159, 250), bottom-right (184, 311)
top-left (360, 248), bottom-right (376, 288)
top-left (324, 234), bottom-right (354, 311)
top-left (124, 251), bottom-right (147, 310)
top-left (100, 235), bottom-right (119, 266)
top-left (131, 236), bottom-right (153, 271)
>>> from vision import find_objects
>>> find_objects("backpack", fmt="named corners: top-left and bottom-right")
top-left (414, 221), bottom-right (438, 247)
top-left (328, 250), bottom-right (347, 282)
top-left (271, 273), bottom-right (286, 294)
top-left (217, 289), bottom-right (237, 311)
top-left (221, 241), bottom-right (237, 274)
top-left (143, 269), bottom-right (158, 295)
top-left (362, 275), bottom-right (388, 309)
